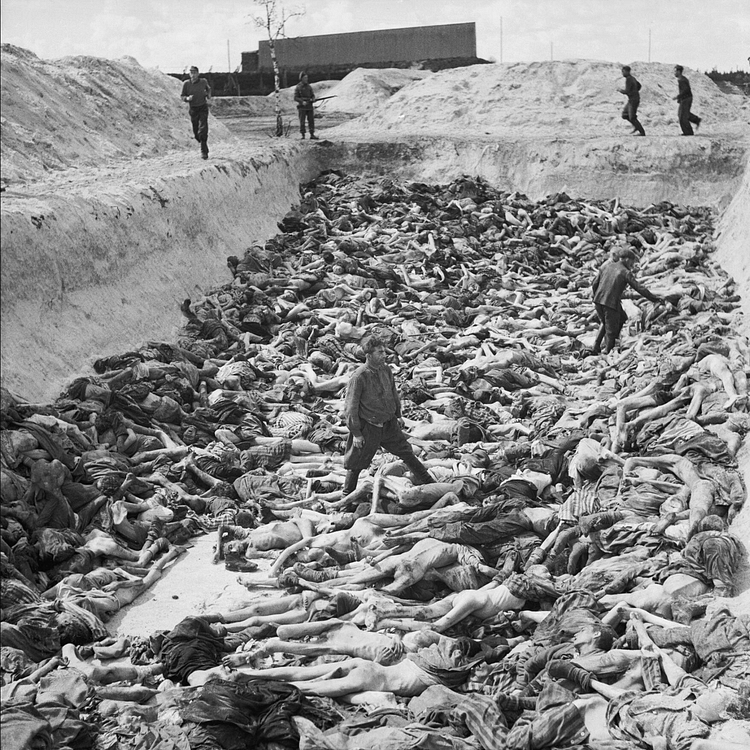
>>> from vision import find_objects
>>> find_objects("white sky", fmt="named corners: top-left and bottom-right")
top-left (2, 0), bottom-right (748, 73)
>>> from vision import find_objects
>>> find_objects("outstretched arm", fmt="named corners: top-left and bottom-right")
top-left (627, 273), bottom-right (661, 303)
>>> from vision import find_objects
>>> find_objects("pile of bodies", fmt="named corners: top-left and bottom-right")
top-left (2, 173), bottom-right (749, 750)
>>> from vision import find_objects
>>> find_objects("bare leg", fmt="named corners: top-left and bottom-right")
top-left (112, 545), bottom-right (186, 606)
top-left (229, 658), bottom-right (367, 682)
top-left (83, 534), bottom-right (140, 562)
top-left (375, 617), bottom-right (432, 632)
top-left (61, 644), bottom-right (162, 684)
top-left (366, 597), bottom-right (454, 630)
top-left (130, 447), bottom-right (189, 466)
top-left (598, 584), bottom-right (671, 617)
top-left (93, 637), bottom-right (131, 660)
top-left (687, 479), bottom-right (714, 537)
top-left (209, 594), bottom-right (306, 622)
top-left (224, 608), bottom-right (308, 632)
top-left (629, 394), bottom-right (690, 432)
top-left (146, 472), bottom-right (205, 509)
top-left (183, 454), bottom-right (226, 489)
top-left (685, 383), bottom-right (712, 420)
top-left (613, 395), bottom-right (657, 453)
top-left (290, 661), bottom-right (426, 698)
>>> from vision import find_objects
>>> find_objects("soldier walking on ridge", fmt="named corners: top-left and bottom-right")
top-left (294, 72), bottom-right (318, 140)
top-left (181, 66), bottom-right (212, 159)
top-left (673, 65), bottom-right (702, 136)
top-left (618, 65), bottom-right (646, 136)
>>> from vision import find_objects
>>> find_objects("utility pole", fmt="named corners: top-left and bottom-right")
top-left (550, 41), bottom-right (553, 61)
top-left (500, 17), bottom-right (503, 63)
top-left (648, 29), bottom-right (651, 63)
top-left (227, 39), bottom-right (231, 71)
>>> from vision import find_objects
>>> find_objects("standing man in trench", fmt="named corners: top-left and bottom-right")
top-left (591, 247), bottom-right (663, 355)
top-left (618, 65), bottom-right (646, 136)
top-left (673, 65), bottom-right (702, 136)
top-left (181, 66), bottom-right (212, 159)
top-left (294, 72), bottom-right (318, 140)
top-left (342, 335), bottom-right (433, 496)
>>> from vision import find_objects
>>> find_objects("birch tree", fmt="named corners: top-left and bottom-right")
top-left (252, 0), bottom-right (305, 136)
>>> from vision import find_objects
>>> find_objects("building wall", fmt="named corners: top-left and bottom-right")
top-left (257, 23), bottom-right (476, 71)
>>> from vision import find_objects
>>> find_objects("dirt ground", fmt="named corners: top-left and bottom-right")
top-left (107, 534), bottom-right (272, 637)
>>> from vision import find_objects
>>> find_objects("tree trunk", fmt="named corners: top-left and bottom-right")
top-left (269, 40), bottom-right (283, 137)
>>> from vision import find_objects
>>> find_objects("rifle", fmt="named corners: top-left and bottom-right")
top-left (313, 95), bottom-right (337, 105)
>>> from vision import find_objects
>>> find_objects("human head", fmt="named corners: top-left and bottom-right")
top-left (693, 687), bottom-right (737, 723)
top-left (96, 475), bottom-right (124, 497)
top-left (225, 539), bottom-right (249, 556)
top-left (61, 573), bottom-right (91, 590)
top-left (56, 612), bottom-right (94, 645)
top-left (621, 65), bottom-right (631, 77)
top-left (189, 66), bottom-right (199, 82)
top-left (526, 564), bottom-right (553, 580)
top-left (209, 622), bottom-right (228, 638)
top-left (234, 510), bottom-right (256, 528)
top-left (402, 629), bottom-right (442, 652)
top-left (299, 71), bottom-right (308, 83)
top-left (579, 458), bottom-right (604, 483)
top-left (362, 334), bottom-right (386, 356)
top-left (674, 65), bottom-right (684, 77)
top-left (618, 247), bottom-right (638, 269)
top-left (699, 514), bottom-right (725, 532)
top-left (572, 622), bottom-right (615, 652)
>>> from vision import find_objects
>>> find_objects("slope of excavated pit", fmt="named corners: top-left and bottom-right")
top-left (1, 144), bottom-right (321, 402)
top-left (315, 135), bottom-right (748, 209)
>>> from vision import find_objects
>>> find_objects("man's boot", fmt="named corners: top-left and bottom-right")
top-left (402, 454), bottom-right (433, 486)
top-left (342, 470), bottom-right (360, 496)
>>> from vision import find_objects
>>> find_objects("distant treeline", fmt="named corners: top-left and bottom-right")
top-left (706, 69), bottom-right (750, 94)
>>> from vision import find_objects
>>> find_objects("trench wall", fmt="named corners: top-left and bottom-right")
top-left (715, 155), bottom-right (750, 334)
top-left (1, 149), bottom-right (320, 401)
top-left (1, 137), bottom-right (748, 403)
top-left (320, 137), bottom-right (748, 209)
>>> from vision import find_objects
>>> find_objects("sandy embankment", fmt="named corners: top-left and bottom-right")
top-left (1, 48), bottom-right (749, 624)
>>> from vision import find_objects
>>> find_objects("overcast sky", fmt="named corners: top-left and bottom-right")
top-left (2, 0), bottom-right (748, 73)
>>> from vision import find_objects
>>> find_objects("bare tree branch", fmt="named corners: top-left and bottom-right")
top-left (249, 0), bottom-right (307, 136)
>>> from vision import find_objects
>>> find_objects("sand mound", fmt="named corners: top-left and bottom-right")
top-left (318, 67), bottom-right (432, 113)
top-left (333, 60), bottom-right (749, 138)
top-left (0, 45), bottom-right (232, 184)
top-left (270, 68), bottom-right (432, 114)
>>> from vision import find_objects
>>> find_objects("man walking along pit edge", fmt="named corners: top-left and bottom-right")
top-left (618, 65), bottom-right (646, 136)
top-left (181, 66), bottom-right (212, 159)
top-left (342, 335), bottom-right (433, 496)
top-left (294, 72), bottom-right (318, 140)
top-left (674, 65), bottom-right (702, 136)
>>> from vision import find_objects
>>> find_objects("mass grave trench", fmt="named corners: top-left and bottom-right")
top-left (3, 145), bottom-right (750, 738)
top-left (85, 154), bottom-right (750, 646)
